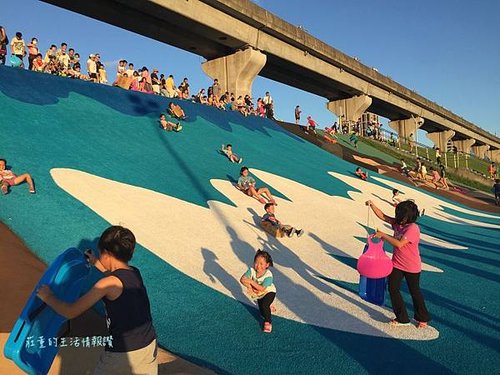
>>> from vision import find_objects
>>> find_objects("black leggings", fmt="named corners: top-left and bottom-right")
top-left (257, 292), bottom-right (276, 323)
top-left (388, 268), bottom-right (430, 324)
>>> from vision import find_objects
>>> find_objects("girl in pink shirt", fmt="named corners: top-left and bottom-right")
top-left (366, 199), bottom-right (430, 328)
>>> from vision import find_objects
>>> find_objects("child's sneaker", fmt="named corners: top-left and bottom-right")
top-left (238, 158), bottom-right (243, 164)
top-left (287, 228), bottom-right (295, 238)
top-left (263, 322), bottom-right (272, 333)
top-left (296, 229), bottom-right (304, 237)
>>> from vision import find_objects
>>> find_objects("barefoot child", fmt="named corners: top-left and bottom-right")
top-left (237, 166), bottom-right (275, 204)
top-left (0, 158), bottom-right (35, 194)
top-left (221, 144), bottom-right (243, 163)
top-left (159, 113), bottom-right (182, 132)
top-left (240, 250), bottom-right (276, 333)
top-left (365, 200), bottom-right (431, 328)
top-left (261, 203), bottom-right (304, 238)
top-left (37, 226), bottom-right (158, 374)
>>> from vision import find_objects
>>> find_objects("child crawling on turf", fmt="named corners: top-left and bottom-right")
top-left (365, 200), bottom-right (431, 328)
top-left (159, 113), bottom-right (182, 132)
top-left (355, 167), bottom-right (368, 181)
top-left (221, 144), bottom-right (242, 163)
top-left (37, 226), bottom-right (158, 374)
top-left (0, 158), bottom-right (36, 194)
top-left (240, 250), bottom-right (276, 333)
top-left (237, 166), bottom-right (275, 204)
top-left (261, 203), bottom-right (304, 238)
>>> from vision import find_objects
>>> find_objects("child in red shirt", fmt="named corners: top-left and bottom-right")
top-left (306, 116), bottom-right (318, 134)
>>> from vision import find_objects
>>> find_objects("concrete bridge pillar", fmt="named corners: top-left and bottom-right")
top-left (452, 139), bottom-right (476, 154)
top-left (201, 47), bottom-right (266, 98)
top-left (426, 130), bottom-right (455, 151)
top-left (326, 95), bottom-right (372, 125)
top-left (489, 149), bottom-right (500, 163)
top-left (388, 117), bottom-right (424, 140)
top-left (472, 144), bottom-right (490, 159)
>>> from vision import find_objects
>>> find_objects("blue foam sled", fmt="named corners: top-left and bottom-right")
top-left (358, 243), bottom-right (387, 306)
top-left (3, 248), bottom-right (91, 375)
top-left (9, 55), bottom-right (23, 68)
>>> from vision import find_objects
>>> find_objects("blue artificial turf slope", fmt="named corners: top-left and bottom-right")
top-left (1, 65), bottom-right (499, 375)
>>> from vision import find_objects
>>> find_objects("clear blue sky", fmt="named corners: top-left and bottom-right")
top-left (2, 0), bottom-right (499, 143)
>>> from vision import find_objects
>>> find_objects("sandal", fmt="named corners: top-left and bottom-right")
top-left (263, 322), bottom-right (272, 333)
top-left (416, 321), bottom-right (428, 329)
top-left (389, 319), bottom-right (410, 327)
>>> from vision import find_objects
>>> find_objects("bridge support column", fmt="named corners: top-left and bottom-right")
top-left (452, 139), bottom-right (476, 155)
top-left (388, 117), bottom-right (424, 140)
top-left (326, 95), bottom-right (372, 131)
top-left (201, 48), bottom-right (266, 98)
top-left (488, 149), bottom-right (500, 163)
top-left (472, 144), bottom-right (490, 159)
top-left (426, 130), bottom-right (455, 151)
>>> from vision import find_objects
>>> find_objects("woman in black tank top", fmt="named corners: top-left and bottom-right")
top-left (37, 226), bottom-right (158, 375)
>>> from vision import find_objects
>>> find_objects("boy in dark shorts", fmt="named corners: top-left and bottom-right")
top-left (37, 226), bottom-right (158, 374)
top-left (261, 203), bottom-right (304, 238)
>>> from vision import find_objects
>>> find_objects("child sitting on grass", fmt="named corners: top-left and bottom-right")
top-left (159, 113), bottom-right (182, 132)
top-left (0, 158), bottom-right (36, 194)
top-left (240, 250), bottom-right (276, 333)
top-left (355, 167), bottom-right (368, 181)
top-left (221, 144), bottom-right (243, 163)
top-left (37, 226), bottom-right (158, 374)
top-left (261, 203), bottom-right (304, 238)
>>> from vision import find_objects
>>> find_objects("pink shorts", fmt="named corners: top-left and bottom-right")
top-left (1, 176), bottom-right (17, 186)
